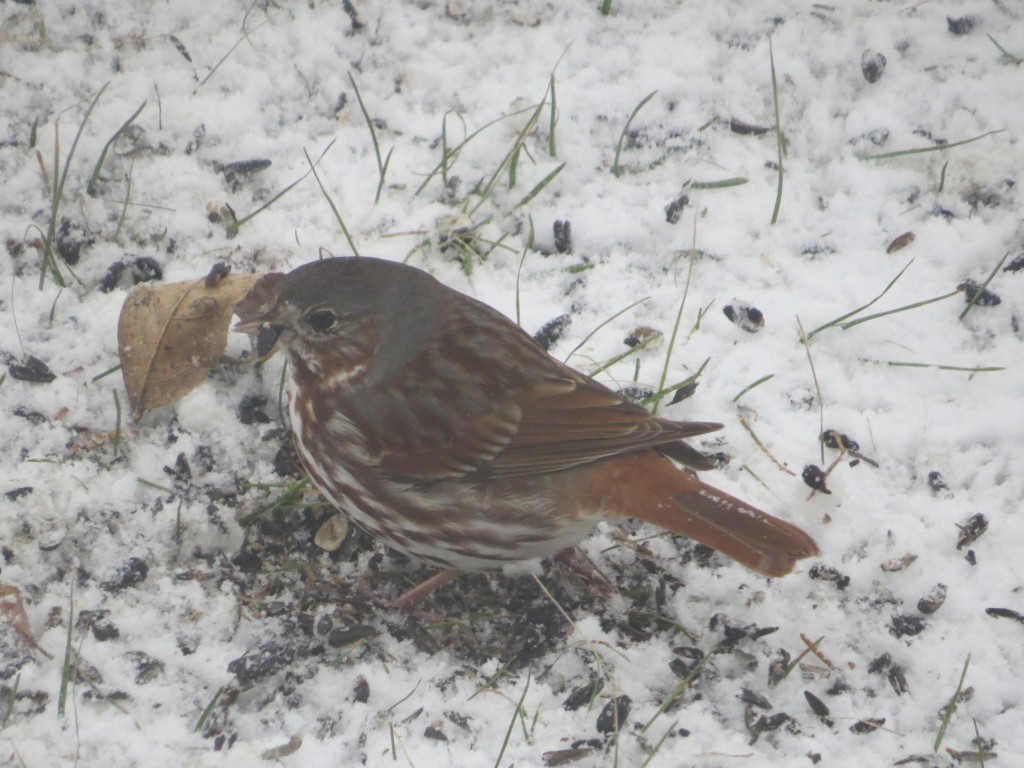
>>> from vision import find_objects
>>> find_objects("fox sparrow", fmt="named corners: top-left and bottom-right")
top-left (237, 257), bottom-right (818, 604)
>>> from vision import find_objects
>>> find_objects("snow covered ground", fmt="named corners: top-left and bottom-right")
top-left (2, 1), bottom-right (1022, 766)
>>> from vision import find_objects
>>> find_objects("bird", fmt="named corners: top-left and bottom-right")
top-left (236, 256), bottom-right (818, 606)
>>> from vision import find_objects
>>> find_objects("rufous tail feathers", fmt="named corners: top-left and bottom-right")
top-left (584, 452), bottom-right (819, 577)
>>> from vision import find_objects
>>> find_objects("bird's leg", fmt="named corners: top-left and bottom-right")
top-left (552, 548), bottom-right (614, 592)
top-left (390, 569), bottom-right (459, 611)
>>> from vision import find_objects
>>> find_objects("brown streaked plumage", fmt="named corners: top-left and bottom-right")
top-left (237, 257), bottom-right (818, 602)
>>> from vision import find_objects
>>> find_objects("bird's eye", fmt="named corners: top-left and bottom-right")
top-left (305, 308), bottom-right (338, 332)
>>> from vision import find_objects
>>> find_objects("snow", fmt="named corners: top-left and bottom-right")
top-left (2, 1), bottom-right (1022, 766)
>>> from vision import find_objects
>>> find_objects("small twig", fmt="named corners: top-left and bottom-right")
top-left (532, 574), bottom-right (580, 634)
top-left (805, 450), bottom-right (846, 501)
top-left (777, 635), bottom-right (825, 683)
top-left (737, 414), bottom-right (796, 476)
top-left (800, 633), bottom-right (835, 669)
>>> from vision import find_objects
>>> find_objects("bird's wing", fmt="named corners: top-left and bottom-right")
top-left (356, 333), bottom-right (720, 482)
top-left (483, 373), bottom-right (721, 478)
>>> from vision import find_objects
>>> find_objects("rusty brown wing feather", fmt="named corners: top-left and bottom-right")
top-left (359, 296), bottom-right (721, 481)
top-left (483, 372), bottom-right (722, 478)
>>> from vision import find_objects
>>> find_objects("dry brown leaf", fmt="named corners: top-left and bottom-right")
top-left (0, 583), bottom-right (53, 659)
top-left (233, 271), bottom-right (285, 321)
top-left (118, 269), bottom-right (263, 419)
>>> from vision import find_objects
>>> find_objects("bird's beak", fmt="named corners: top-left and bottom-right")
top-left (233, 272), bottom-right (290, 361)
top-left (233, 315), bottom-right (287, 360)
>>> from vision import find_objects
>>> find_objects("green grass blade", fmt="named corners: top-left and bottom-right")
top-left (590, 334), bottom-right (660, 377)
top-left (348, 71), bottom-right (391, 204)
top-left (227, 176), bottom-right (302, 237)
top-left (441, 112), bottom-right (453, 185)
top-left (733, 373), bottom-right (775, 403)
top-left (514, 162), bottom-right (565, 208)
top-left (690, 177), bottom-right (748, 189)
top-left (640, 357), bottom-right (710, 407)
top-left (376, 146), bottom-right (394, 203)
top-left (612, 90), bottom-right (656, 177)
top-left (303, 144), bottom-right (360, 256)
top-left (87, 99), bottom-right (146, 195)
top-left (415, 105), bottom-right (537, 196)
top-left (469, 84), bottom-right (551, 214)
top-left (2, 672), bottom-right (19, 729)
top-left (806, 259), bottom-right (914, 338)
top-left (238, 478), bottom-right (313, 527)
top-left (41, 82), bottom-right (110, 289)
top-left (508, 145), bottom-right (521, 189)
top-left (987, 33), bottom-right (1023, 64)
top-left (563, 296), bottom-right (649, 364)
top-left (959, 251), bottom-right (1009, 321)
top-left (548, 74), bottom-right (558, 157)
top-left (937, 160), bottom-right (949, 193)
top-left (642, 645), bottom-right (715, 732)
top-left (57, 583), bottom-right (74, 717)
top-left (862, 130), bottom-right (1004, 161)
top-left (227, 141), bottom-right (334, 237)
top-left (195, 685), bottom-right (225, 732)
top-left (652, 249), bottom-right (697, 415)
top-left (841, 289), bottom-right (959, 330)
top-left (112, 157), bottom-right (134, 244)
top-left (640, 720), bottom-right (678, 768)
top-left (493, 672), bottom-right (531, 768)
top-left (934, 654), bottom-right (970, 752)
top-left (769, 36), bottom-right (784, 224)
top-left (875, 360), bottom-right (1004, 374)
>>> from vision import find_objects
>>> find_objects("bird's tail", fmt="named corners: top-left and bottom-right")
top-left (576, 452), bottom-right (819, 577)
